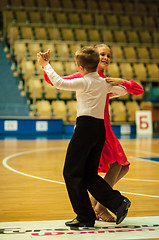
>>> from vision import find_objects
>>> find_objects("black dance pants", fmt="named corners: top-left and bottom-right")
top-left (63, 116), bottom-right (125, 222)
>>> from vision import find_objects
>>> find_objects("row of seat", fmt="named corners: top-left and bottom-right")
top-left (7, 25), bottom-right (158, 45)
top-left (31, 99), bottom-right (151, 122)
top-left (20, 60), bottom-right (159, 82)
top-left (5, 0), bottom-right (159, 14)
top-left (26, 77), bottom-right (143, 102)
top-left (4, 10), bottom-right (158, 30)
top-left (13, 41), bottom-right (159, 62)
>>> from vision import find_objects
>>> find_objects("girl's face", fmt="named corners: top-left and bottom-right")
top-left (97, 46), bottom-right (111, 71)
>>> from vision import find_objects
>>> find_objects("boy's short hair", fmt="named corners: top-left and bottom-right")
top-left (75, 47), bottom-right (99, 72)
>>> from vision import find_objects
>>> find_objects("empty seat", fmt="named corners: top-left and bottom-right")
top-left (28, 11), bottom-right (42, 23)
top-left (34, 27), bottom-right (48, 40)
top-left (87, 29), bottom-right (100, 42)
top-left (111, 46), bottom-right (123, 60)
top-left (74, 29), bottom-right (87, 41)
top-left (36, 100), bottom-right (51, 117)
top-left (145, 16), bottom-right (156, 30)
top-left (140, 101), bottom-right (152, 110)
top-left (21, 60), bottom-right (35, 79)
top-left (139, 31), bottom-right (152, 44)
top-left (120, 63), bottom-right (134, 80)
top-left (131, 16), bottom-right (143, 29)
top-left (98, 0), bottom-right (111, 11)
top-left (56, 43), bottom-right (70, 58)
top-left (106, 15), bottom-right (119, 28)
top-left (67, 100), bottom-right (77, 122)
top-left (15, 11), bottom-right (28, 23)
top-left (10, 0), bottom-right (22, 7)
top-left (119, 15), bottom-right (131, 28)
top-left (69, 43), bottom-right (81, 57)
top-left (68, 13), bottom-right (81, 25)
top-left (81, 13), bottom-right (93, 25)
top-left (74, 0), bottom-right (86, 10)
top-left (35, 61), bottom-right (44, 76)
top-left (3, 10), bottom-right (15, 29)
top-left (146, 63), bottom-right (159, 81)
top-left (50, 61), bottom-right (64, 76)
top-left (61, 29), bottom-right (74, 41)
top-left (133, 63), bottom-right (147, 81)
top-left (23, 0), bottom-right (35, 7)
top-left (49, 0), bottom-right (61, 8)
top-left (122, 2), bottom-right (135, 12)
top-left (7, 26), bottom-right (20, 44)
top-left (43, 81), bottom-right (57, 99)
top-left (127, 30), bottom-right (139, 43)
top-left (87, 0), bottom-right (99, 10)
top-left (149, 47), bottom-right (159, 60)
top-left (48, 28), bottom-right (61, 40)
top-left (111, 1), bottom-right (123, 12)
top-left (42, 12), bottom-right (54, 24)
top-left (20, 26), bottom-right (34, 39)
top-left (42, 42), bottom-right (56, 55)
top-left (136, 47), bottom-right (149, 61)
top-left (111, 101), bottom-right (126, 122)
top-left (61, 0), bottom-right (73, 9)
top-left (114, 30), bottom-right (127, 43)
top-left (13, 41), bottom-right (27, 61)
top-left (27, 42), bottom-right (41, 57)
top-left (52, 100), bottom-right (67, 121)
top-left (55, 13), bottom-right (68, 24)
top-left (28, 78), bottom-right (42, 99)
top-left (123, 46), bottom-right (137, 61)
top-left (126, 101), bottom-right (140, 122)
top-left (100, 29), bottom-right (114, 42)
top-left (94, 14), bottom-right (106, 26)
top-left (59, 90), bottom-right (73, 100)
top-left (106, 63), bottom-right (120, 78)
top-left (64, 61), bottom-right (77, 75)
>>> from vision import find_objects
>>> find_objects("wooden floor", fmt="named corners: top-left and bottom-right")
top-left (0, 137), bottom-right (159, 223)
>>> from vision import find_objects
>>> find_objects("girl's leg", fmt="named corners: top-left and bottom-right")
top-left (94, 163), bottom-right (129, 221)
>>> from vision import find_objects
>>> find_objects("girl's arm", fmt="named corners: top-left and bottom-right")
top-left (122, 80), bottom-right (144, 95)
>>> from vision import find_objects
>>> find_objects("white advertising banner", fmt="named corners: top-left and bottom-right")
top-left (136, 110), bottom-right (153, 135)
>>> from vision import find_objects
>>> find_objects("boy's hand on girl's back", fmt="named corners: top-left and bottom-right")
top-left (106, 77), bottom-right (124, 85)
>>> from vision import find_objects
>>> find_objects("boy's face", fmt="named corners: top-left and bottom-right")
top-left (97, 46), bottom-right (111, 71)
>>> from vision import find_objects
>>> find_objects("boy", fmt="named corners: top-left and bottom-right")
top-left (37, 47), bottom-right (131, 227)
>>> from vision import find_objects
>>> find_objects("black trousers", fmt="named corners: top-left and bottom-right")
top-left (63, 116), bottom-right (124, 222)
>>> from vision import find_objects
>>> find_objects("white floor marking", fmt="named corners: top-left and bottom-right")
top-left (2, 148), bottom-right (159, 198)
top-left (0, 216), bottom-right (158, 240)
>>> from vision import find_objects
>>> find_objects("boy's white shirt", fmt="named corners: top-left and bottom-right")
top-left (44, 63), bottom-right (127, 119)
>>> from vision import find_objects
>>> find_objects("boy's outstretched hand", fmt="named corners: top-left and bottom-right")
top-left (106, 77), bottom-right (124, 85)
top-left (37, 51), bottom-right (49, 68)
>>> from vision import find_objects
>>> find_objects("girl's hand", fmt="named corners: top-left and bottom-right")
top-left (40, 49), bottom-right (51, 61)
top-left (106, 77), bottom-right (124, 85)
top-left (37, 52), bottom-right (49, 67)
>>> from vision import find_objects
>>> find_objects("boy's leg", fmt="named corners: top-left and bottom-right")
top-left (63, 117), bottom-right (98, 223)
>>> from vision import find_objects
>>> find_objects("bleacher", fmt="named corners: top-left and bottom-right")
top-left (1, 0), bottom-right (159, 122)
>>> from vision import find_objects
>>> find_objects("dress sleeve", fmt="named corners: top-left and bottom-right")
top-left (44, 64), bottom-right (85, 91)
top-left (122, 80), bottom-right (144, 95)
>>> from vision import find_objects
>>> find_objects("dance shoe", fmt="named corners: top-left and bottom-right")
top-left (116, 198), bottom-right (131, 224)
top-left (65, 218), bottom-right (94, 228)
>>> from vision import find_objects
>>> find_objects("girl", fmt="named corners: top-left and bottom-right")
top-left (42, 44), bottom-right (144, 222)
